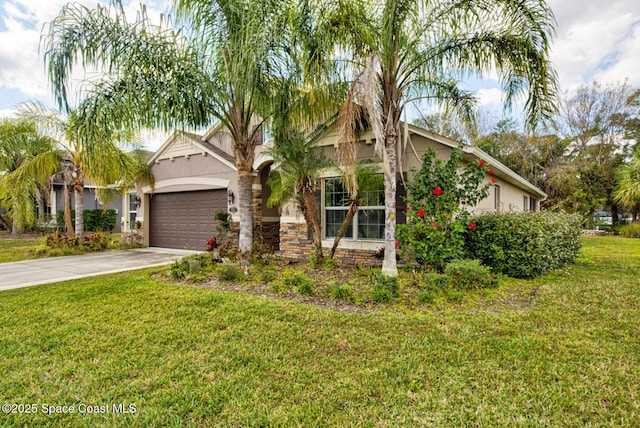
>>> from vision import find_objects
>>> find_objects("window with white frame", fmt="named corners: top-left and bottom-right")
top-left (128, 193), bottom-right (138, 231)
top-left (523, 195), bottom-right (529, 211)
top-left (323, 176), bottom-right (385, 240)
top-left (494, 185), bottom-right (501, 213)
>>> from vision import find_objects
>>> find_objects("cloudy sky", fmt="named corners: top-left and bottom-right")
top-left (0, 0), bottom-right (639, 146)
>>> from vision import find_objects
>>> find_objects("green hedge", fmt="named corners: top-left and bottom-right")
top-left (56, 209), bottom-right (117, 232)
top-left (464, 211), bottom-right (583, 278)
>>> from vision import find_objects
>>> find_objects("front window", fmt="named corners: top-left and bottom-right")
top-left (128, 193), bottom-right (138, 231)
top-left (324, 176), bottom-right (385, 240)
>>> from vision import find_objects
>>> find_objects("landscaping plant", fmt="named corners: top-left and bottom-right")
top-left (398, 147), bottom-right (493, 271)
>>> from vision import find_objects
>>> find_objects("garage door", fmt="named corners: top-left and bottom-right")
top-left (149, 189), bottom-right (227, 250)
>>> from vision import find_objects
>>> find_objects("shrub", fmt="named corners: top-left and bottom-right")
top-left (616, 222), bottom-right (640, 238)
top-left (261, 268), bottom-right (277, 283)
top-left (329, 284), bottom-right (354, 303)
top-left (465, 211), bottom-right (583, 278)
top-left (171, 254), bottom-right (214, 281)
top-left (283, 269), bottom-right (314, 295)
top-left (421, 272), bottom-right (450, 292)
top-left (418, 291), bottom-right (438, 304)
top-left (216, 263), bottom-right (243, 281)
top-left (56, 209), bottom-right (117, 232)
top-left (444, 259), bottom-right (497, 290)
top-left (398, 147), bottom-right (493, 271)
top-left (371, 273), bottom-right (399, 303)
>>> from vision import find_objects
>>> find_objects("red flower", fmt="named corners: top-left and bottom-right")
top-left (487, 168), bottom-right (494, 174)
top-left (491, 178), bottom-right (498, 184)
top-left (434, 222), bottom-right (439, 228)
top-left (433, 187), bottom-right (443, 195)
top-left (406, 206), bottom-right (411, 211)
top-left (417, 209), bottom-right (425, 218)
top-left (469, 222), bottom-right (477, 230)
top-left (395, 239), bottom-right (399, 249)
top-left (479, 160), bottom-right (486, 167)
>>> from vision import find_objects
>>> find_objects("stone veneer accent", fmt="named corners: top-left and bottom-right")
top-left (279, 222), bottom-right (382, 266)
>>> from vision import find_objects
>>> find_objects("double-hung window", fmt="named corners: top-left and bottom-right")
top-left (324, 176), bottom-right (385, 240)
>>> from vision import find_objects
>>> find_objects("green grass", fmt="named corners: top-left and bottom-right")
top-left (0, 236), bottom-right (639, 426)
top-left (0, 237), bottom-right (45, 262)
top-left (0, 234), bottom-right (124, 263)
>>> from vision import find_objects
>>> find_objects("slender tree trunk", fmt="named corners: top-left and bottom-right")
top-left (237, 168), bottom-right (254, 264)
top-left (301, 189), bottom-right (323, 263)
top-left (11, 209), bottom-right (19, 236)
top-left (331, 201), bottom-right (358, 258)
top-left (381, 135), bottom-right (398, 277)
top-left (71, 164), bottom-right (84, 239)
top-left (63, 176), bottom-right (74, 238)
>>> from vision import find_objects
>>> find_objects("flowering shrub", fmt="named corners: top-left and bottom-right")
top-left (206, 236), bottom-right (219, 252)
top-left (398, 147), bottom-right (493, 270)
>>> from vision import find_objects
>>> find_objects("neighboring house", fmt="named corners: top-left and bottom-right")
top-left (48, 181), bottom-right (123, 232)
top-left (131, 123), bottom-right (546, 260)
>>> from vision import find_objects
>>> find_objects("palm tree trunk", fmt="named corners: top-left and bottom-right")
top-left (301, 189), bottom-right (323, 263)
top-left (11, 209), bottom-right (19, 236)
top-left (381, 136), bottom-right (398, 277)
top-left (237, 168), bottom-right (254, 264)
top-left (331, 201), bottom-right (358, 258)
top-left (71, 164), bottom-right (84, 239)
top-left (63, 176), bottom-right (74, 238)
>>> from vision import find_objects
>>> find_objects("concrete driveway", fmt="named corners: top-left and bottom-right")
top-left (0, 247), bottom-right (199, 292)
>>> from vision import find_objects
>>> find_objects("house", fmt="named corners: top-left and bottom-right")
top-left (128, 122), bottom-right (546, 263)
top-left (47, 181), bottom-right (123, 232)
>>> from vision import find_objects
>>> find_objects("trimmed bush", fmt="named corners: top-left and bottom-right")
top-left (465, 211), bottom-right (582, 278)
top-left (444, 259), bottom-right (497, 290)
top-left (615, 223), bottom-right (640, 238)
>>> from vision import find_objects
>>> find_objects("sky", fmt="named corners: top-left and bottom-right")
top-left (0, 0), bottom-right (639, 149)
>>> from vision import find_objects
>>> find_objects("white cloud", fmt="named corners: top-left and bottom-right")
top-left (476, 87), bottom-right (504, 107)
top-left (0, 0), bottom-right (167, 109)
top-left (548, 0), bottom-right (640, 91)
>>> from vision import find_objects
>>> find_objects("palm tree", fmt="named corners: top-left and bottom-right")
top-left (318, 0), bottom-right (558, 276)
top-left (267, 133), bottom-right (331, 262)
top-left (0, 118), bottom-right (55, 234)
top-left (42, 0), bottom-right (293, 260)
top-left (14, 102), bottom-right (139, 238)
top-left (614, 149), bottom-right (640, 222)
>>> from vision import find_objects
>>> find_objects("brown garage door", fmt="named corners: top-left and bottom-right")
top-left (149, 189), bottom-right (227, 250)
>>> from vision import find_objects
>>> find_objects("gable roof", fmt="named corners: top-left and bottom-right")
top-left (148, 131), bottom-right (236, 171)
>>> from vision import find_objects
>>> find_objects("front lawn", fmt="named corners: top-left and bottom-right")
top-left (0, 236), bottom-right (45, 263)
top-left (0, 233), bottom-right (124, 263)
top-left (0, 236), bottom-right (638, 426)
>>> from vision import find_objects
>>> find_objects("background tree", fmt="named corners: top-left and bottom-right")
top-left (43, 0), bottom-right (293, 260)
top-left (14, 102), bottom-right (137, 238)
top-left (0, 118), bottom-right (55, 234)
top-left (614, 147), bottom-right (640, 222)
top-left (325, 0), bottom-right (557, 276)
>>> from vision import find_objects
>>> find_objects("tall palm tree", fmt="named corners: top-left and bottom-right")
top-left (14, 102), bottom-right (138, 238)
top-left (42, 0), bottom-right (293, 259)
top-left (321, 0), bottom-right (558, 276)
top-left (0, 118), bottom-right (55, 234)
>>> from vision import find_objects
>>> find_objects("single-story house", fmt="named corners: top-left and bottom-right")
top-left (43, 181), bottom-right (123, 232)
top-left (127, 122), bottom-right (546, 263)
